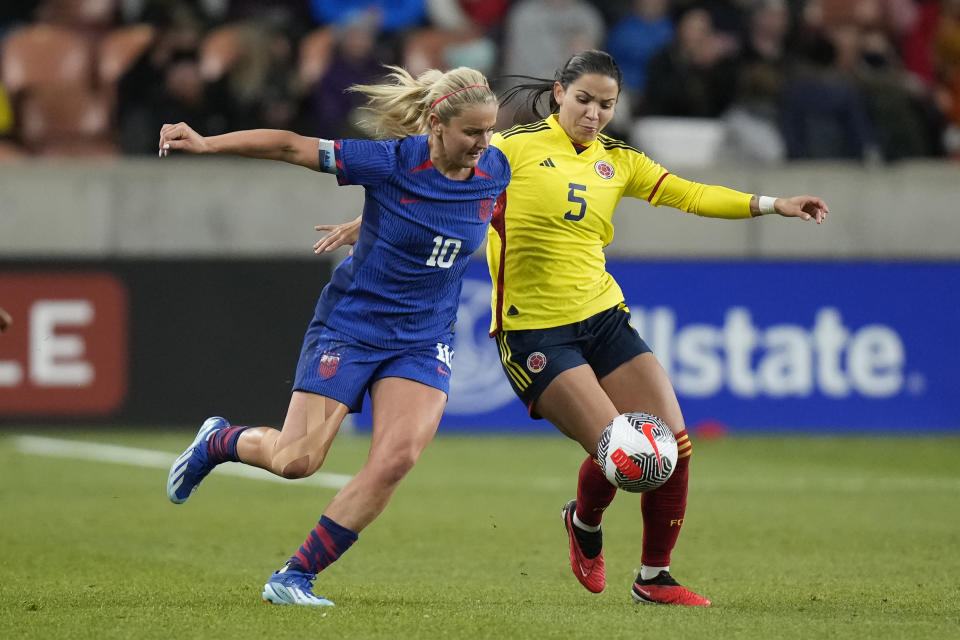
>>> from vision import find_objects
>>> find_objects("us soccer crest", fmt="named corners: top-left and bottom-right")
top-left (594, 160), bottom-right (615, 179)
top-left (318, 351), bottom-right (341, 380)
top-left (478, 197), bottom-right (493, 222)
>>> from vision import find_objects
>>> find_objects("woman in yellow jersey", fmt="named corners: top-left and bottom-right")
top-left (489, 50), bottom-right (827, 606)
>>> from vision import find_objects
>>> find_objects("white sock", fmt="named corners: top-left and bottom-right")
top-left (640, 565), bottom-right (668, 581)
top-left (572, 512), bottom-right (601, 532)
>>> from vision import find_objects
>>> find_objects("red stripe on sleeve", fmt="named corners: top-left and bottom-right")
top-left (647, 172), bottom-right (670, 203)
top-left (411, 158), bottom-right (434, 172)
top-left (489, 191), bottom-right (508, 336)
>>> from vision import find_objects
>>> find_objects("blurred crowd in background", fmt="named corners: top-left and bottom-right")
top-left (1, 0), bottom-right (959, 163)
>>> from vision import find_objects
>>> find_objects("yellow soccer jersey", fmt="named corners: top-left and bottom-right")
top-left (487, 115), bottom-right (753, 334)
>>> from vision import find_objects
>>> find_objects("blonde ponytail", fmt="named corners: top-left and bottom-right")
top-left (350, 66), bottom-right (496, 139)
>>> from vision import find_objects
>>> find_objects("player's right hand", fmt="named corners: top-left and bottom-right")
top-left (158, 122), bottom-right (210, 157)
top-left (0, 307), bottom-right (11, 334)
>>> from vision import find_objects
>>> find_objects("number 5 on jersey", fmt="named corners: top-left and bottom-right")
top-left (564, 183), bottom-right (587, 221)
top-left (426, 235), bottom-right (462, 268)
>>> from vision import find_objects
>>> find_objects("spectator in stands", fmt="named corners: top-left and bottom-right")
top-left (719, 0), bottom-right (791, 164)
top-left (226, 0), bottom-right (312, 37)
top-left (780, 35), bottom-right (880, 160)
top-left (643, 7), bottom-right (740, 117)
top-left (426, 0), bottom-right (509, 34)
top-left (673, 0), bottom-right (749, 48)
top-left (501, 0), bottom-right (605, 79)
top-left (935, 0), bottom-right (960, 125)
top-left (855, 24), bottom-right (944, 159)
top-left (218, 24), bottom-right (300, 132)
top-left (308, 13), bottom-right (382, 139)
top-left (899, 0), bottom-right (940, 88)
top-left (605, 0), bottom-right (674, 110)
top-left (116, 4), bottom-right (231, 153)
top-left (309, 0), bottom-right (426, 33)
top-left (424, 0), bottom-right (506, 75)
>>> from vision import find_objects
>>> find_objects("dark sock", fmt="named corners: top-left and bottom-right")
top-left (576, 455), bottom-right (617, 527)
top-left (640, 430), bottom-right (692, 567)
top-left (206, 426), bottom-right (250, 464)
top-left (292, 515), bottom-right (358, 574)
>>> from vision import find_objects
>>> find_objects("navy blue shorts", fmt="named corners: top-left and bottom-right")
top-left (494, 303), bottom-right (651, 418)
top-left (293, 322), bottom-right (454, 413)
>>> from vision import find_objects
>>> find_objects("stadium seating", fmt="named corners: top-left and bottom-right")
top-left (631, 117), bottom-right (725, 168)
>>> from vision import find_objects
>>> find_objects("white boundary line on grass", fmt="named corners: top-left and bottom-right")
top-left (12, 435), bottom-right (352, 489)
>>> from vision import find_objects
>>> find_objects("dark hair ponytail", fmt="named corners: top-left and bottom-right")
top-left (499, 50), bottom-right (623, 121)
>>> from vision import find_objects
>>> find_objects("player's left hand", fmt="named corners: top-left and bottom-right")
top-left (313, 215), bottom-right (362, 255)
top-left (775, 195), bottom-right (829, 224)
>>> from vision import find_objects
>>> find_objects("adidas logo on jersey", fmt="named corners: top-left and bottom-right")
top-left (539, 158), bottom-right (556, 167)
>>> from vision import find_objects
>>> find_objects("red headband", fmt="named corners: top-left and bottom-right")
top-left (430, 84), bottom-right (491, 109)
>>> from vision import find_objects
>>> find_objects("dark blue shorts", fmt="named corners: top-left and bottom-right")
top-left (293, 322), bottom-right (454, 413)
top-left (494, 303), bottom-right (651, 418)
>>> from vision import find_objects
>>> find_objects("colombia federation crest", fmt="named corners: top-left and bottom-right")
top-left (594, 160), bottom-right (615, 179)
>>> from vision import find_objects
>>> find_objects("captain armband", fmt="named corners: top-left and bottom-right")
top-left (318, 138), bottom-right (337, 174)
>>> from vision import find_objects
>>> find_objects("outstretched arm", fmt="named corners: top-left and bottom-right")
top-left (158, 123), bottom-right (323, 171)
top-left (750, 194), bottom-right (829, 224)
top-left (650, 174), bottom-right (829, 225)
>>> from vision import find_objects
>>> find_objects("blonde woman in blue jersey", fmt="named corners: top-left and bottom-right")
top-left (491, 50), bottom-right (828, 606)
top-left (159, 66), bottom-right (509, 607)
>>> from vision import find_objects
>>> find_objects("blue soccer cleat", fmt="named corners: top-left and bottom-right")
top-left (262, 564), bottom-right (335, 606)
top-left (166, 416), bottom-right (229, 504)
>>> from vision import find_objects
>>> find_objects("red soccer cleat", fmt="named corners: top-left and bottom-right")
top-left (561, 499), bottom-right (605, 594)
top-left (631, 570), bottom-right (711, 606)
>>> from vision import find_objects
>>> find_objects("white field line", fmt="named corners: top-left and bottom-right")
top-left (12, 435), bottom-right (352, 489)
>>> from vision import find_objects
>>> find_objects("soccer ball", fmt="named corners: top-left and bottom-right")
top-left (597, 412), bottom-right (678, 493)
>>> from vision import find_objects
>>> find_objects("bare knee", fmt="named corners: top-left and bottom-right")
top-left (370, 449), bottom-right (419, 487)
top-left (277, 454), bottom-right (314, 479)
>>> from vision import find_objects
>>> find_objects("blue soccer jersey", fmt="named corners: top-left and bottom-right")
top-left (312, 135), bottom-right (511, 348)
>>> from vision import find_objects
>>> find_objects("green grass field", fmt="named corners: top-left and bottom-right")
top-left (1, 429), bottom-right (958, 639)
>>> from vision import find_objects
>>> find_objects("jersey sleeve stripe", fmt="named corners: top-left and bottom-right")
top-left (500, 123), bottom-right (551, 139)
top-left (489, 191), bottom-right (508, 336)
top-left (334, 140), bottom-right (347, 185)
top-left (598, 134), bottom-right (642, 154)
top-left (647, 171), bottom-right (670, 203)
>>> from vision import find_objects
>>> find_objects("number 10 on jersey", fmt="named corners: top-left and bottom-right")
top-left (426, 235), bottom-right (462, 268)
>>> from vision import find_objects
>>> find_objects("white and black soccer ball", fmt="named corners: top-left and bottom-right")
top-left (597, 412), bottom-right (678, 493)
